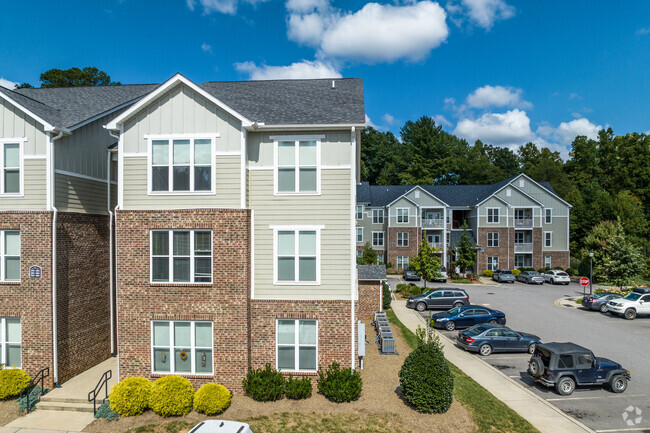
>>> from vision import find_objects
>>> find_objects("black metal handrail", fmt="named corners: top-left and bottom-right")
top-left (19, 367), bottom-right (50, 414)
top-left (88, 370), bottom-right (112, 415)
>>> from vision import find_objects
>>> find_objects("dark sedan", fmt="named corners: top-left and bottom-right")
top-left (456, 324), bottom-right (541, 356)
top-left (431, 305), bottom-right (506, 331)
top-left (582, 292), bottom-right (621, 313)
top-left (516, 271), bottom-right (545, 285)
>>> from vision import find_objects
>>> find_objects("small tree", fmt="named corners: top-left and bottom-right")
top-left (360, 242), bottom-right (378, 265)
top-left (601, 220), bottom-right (645, 288)
top-left (409, 236), bottom-right (442, 289)
top-left (452, 222), bottom-right (476, 277)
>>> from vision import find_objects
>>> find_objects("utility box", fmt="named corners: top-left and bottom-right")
top-left (358, 321), bottom-right (365, 357)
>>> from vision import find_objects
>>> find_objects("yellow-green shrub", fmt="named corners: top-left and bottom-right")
top-left (109, 377), bottom-right (152, 416)
top-left (193, 383), bottom-right (232, 415)
top-left (483, 270), bottom-right (493, 278)
top-left (0, 369), bottom-right (31, 400)
top-left (512, 269), bottom-right (522, 277)
top-left (149, 376), bottom-right (194, 417)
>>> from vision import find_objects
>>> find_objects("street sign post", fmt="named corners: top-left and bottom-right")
top-left (580, 277), bottom-right (590, 298)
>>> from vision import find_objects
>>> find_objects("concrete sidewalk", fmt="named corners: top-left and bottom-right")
top-left (391, 301), bottom-right (595, 433)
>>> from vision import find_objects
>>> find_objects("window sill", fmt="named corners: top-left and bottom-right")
top-left (151, 372), bottom-right (214, 378)
top-left (147, 191), bottom-right (216, 196)
top-left (278, 370), bottom-right (318, 376)
top-left (0, 281), bottom-right (21, 285)
top-left (0, 194), bottom-right (24, 198)
top-left (150, 282), bottom-right (213, 287)
top-left (273, 281), bottom-right (321, 286)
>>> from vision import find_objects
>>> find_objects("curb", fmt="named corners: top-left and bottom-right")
top-left (554, 296), bottom-right (581, 309)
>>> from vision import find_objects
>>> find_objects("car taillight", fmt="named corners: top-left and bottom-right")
top-left (466, 296), bottom-right (469, 300)
top-left (465, 337), bottom-right (475, 343)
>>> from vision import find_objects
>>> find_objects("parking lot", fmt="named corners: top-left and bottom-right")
top-left (389, 277), bottom-right (650, 433)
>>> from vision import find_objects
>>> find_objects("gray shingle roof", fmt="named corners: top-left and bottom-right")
top-left (357, 265), bottom-right (387, 280)
top-left (0, 87), bottom-right (62, 127)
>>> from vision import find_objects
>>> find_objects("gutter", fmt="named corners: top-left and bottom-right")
top-left (50, 129), bottom-right (64, 386)
top-left (107, 148), bottom-right (118, 355)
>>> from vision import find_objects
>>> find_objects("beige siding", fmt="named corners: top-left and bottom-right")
top-left (247, 131), bottom-right (352, 168)
top-left (0, 98), bottom-right (47, 156)
top-left (405, 189), bottom-right (445, 207)
top-left (250, 169), bottom-right (351, 300)
top-left (0, 159), bottom-right (46, 210)
top-left (478, 197), bottom-right (508, 227)
top-left (55, 173), bottom-right (108, 214)
top-left (388, 197), bottom-right (417, 227)
top-left (122, 156), bottom-right (241, 210)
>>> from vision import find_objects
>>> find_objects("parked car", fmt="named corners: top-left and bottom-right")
top-left (431, 305), bottom-right (506, 331)
top-left (190, 421), bottom-right (254, 433)
top-left (516, 271), bottom-right (544, 285)
top-left (582, 292), bottom-right (622, 313)
top-left (607, 287), bottom-right (650, 320)
top-left (493, 269), bottom-right (515, 283)
top-left (406, 288), bottom-right (470, 311)
top-left (527, 342), bottom-right (630, 396)
top-left (433, 267), bottom-right (448, 283)
top-left (403, 269), bottom-right (421, 281)
top-left (544, 270), bottom-right (570, 285)
top-left (456, 324), bottom-right (541, 356)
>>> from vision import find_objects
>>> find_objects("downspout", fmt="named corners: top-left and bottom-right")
top-left (350, 126), bottom-right (357, 370)
top-left (50, 130), bottom-right (64, 386)
top-left (107, 149), bottom-right (115, 356)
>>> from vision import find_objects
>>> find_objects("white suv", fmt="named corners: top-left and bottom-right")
top-left (607, 287), bottom-right (650, 320)
top-left (544, 270), bottom-right (570, 285)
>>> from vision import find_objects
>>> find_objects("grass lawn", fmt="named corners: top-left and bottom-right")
top-left (449, 279), bottom-right (475, 284)
top-left (386, 309), bottom-right (540, 433)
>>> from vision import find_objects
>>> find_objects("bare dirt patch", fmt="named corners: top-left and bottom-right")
top-left (0, 400), bottom-right (21, 426)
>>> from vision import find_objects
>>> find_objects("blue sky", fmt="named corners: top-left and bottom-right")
top-left (1, 0), bottom-right (648, 156)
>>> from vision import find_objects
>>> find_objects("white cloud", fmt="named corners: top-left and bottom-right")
top-left (636, 27), bottom-right (650, 35)
top-left (453, 109), bottom-right (534, 145)
top-left (537, 118), bottom-right (602, 146)
top-left (201, 43), bottom-right (212, 53)
top-left (187, 0), bottom-right (268, 15)
top-left (382, 113), bottom-right (397, 126)
top-left (466, 85), bottom-right (531, 109)
top-left (433, 114), bottom-right (453, 127)
top-left (287, 12), bottom-right (331, 46)
top-left (569, 92), bottom-right (581, 100)
top-left (0, 78), bottom-right (18, 90)
top-left (286, 0), bottom-right (328, 13)
top-left (234, 59), bottom-right (341, 80)
top-left (459, 0), bottom-right (515, 29)
top-left (365, 114), bottom-right (377, 128)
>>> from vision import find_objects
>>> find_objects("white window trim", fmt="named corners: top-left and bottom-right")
top-left (147, 135), bottom-right (217, 195)
top-left (0, 231), bottom-right (20, 283)
top-left (545, 208), bottom-right (553, 224)
top-left (486, 207), bottom-right (500, 224)
top-left (396, 208), bottom-right (410, 224)
top-left (397, 232), bottom-right (409, 247)
top-left (276, 319), bottom-right (318, 373)
top-left (544, 231), bottom-right (552, 248)
top-left (273, 135), bottom-right (322, 196)
top-left (356, 205), bottom-right (364, 220)
top-left (371, 231), bottom-right (384, 247)
top-left (0, 318), bottom-right (21, 368)
top-left (487, 232), bottom-right (499, 248)
top-left (397, 255), bottom-right (409, 269)
top-left (356, 227), bottom-right (363, 243)
top-left (0, 139), bottom-right (25, 197)
top-left (150, 230), bottom-right (213, 284)
top-left (271, 225), bottom-right (323, 286)
top-left (377, 254), bottom-right (384, 264)
top-left (150, 320), bottom-right (214, 376)
top-left (545, 255), bottom-right (552, 268)
top-left (487, 256), bottom-right (499, 271)
top-left (372, 209), bottom-right (384, 225)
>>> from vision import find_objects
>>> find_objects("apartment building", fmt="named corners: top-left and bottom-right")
top-left (356, 175), bottom-right (571, 273)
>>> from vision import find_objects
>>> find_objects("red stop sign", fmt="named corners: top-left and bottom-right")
top-left (580, 277), bottom-right (590, 286)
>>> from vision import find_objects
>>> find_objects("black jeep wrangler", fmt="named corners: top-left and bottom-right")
top-left (527, 342), bottom-right (630, 396)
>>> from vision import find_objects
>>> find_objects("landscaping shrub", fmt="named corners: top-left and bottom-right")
top-left (382, 282), bottom-right (392, 310)
top-left (537, 268), bottom-right (547, 274)
top-left (149, 376), bottom-right (194, 417)
top-left (0, 369), bottom-right (31, 400)
top-left (399, 343), bottom-right (453, 413)
top-left (395, 283), bottom-right (407, 294)
top-left (17, 385), bottom-right (48, 412)
top-left (566, 267), bottom-right (577, 276)
top-left (553, 266), bottom-right (564, 271)
top-left (95, 400), bottom-right (119, 421)
top-left (317, 362), bottom-right (362, 403)
top-left (285, 375), bottom-right (312, 400)
top-left (193, 383), bottom-right (232, 415)
top-left (511, 269), bottom-right (521, 277)
top-left (482, 270), bottom-right (493, 278)
top-left (109, 377), bottom-right (152, 416)
top-left (242, 364), bottom-right (285, 402)
top-left (409, 284), bottom-right (421, 296)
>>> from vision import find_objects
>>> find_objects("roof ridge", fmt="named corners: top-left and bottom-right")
top-left (201, 78), bottom-right (359, 84)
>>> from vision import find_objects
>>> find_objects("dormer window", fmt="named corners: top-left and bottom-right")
top-left (149, 137), bottom-right (214, 194)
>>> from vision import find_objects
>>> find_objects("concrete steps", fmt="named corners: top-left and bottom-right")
top-left (35, 400), bottom-right (96, 413)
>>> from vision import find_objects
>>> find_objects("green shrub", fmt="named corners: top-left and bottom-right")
top-left (537, 268), bottom-right (547, 274)
top-left (409, 284), bottom-right (421, 296)
top-left (482, 270), bottom-right (494, 278)
top-left (382, 282), bottom-right (392, 310)
top-left (193, 383), bottom-right (232, 415)
top-left (285, 375), bottom-right (312, 400)
top-left (17, 385), bottom-right (48, 412)
top-left (399, 343), bottom-right (453, 413)
top-left (242, 364), bottom-right (285, 402)
top-left (395, 283), bottom-right (407, 293)
top-left (511, 269), bottom-right (521, 277)
top-left (317, 362), bottom-right (362, 403)
top-left (0, 369), bottom-right (31, 400)
top-left (149, 376), bottom-right (194, 417)
top-left (95, 400), bottom-right (119, 421)
top-left (553, 266), bottom-right (564, 271)
top-left (385, 262), bottom-right (393, 269)
top-left (565, 267), bottom-right (577, 276)
top-left (109, 377), bottom-right (152, 416)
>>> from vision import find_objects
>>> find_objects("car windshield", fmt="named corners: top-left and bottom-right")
top-left (557, 272), bottom-right (569, 277)
top-left (593, 292), bottom-right (609, 299)
top-left (501, 270), bottom-right (513, 275)
top-left (447, 306), bottom-right (464, 315)
top-left (528, 272), bottom-right (540, 276)
top-left (624, 293), bottom-right (641, 301)
top-left (465, 325), bottom-right (491, 336)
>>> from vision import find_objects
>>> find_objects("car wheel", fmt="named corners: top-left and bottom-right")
top-left (527, 357), bottom-right (543, 378)
top-left (551, 278), bottom-right (555, 285)
top-left (488, 319), bottom-right (499, 325)
top-left (556, 377), bottom-right (576, 396)
top-left (416, 302), bottom-right (427, 312)
top-left (479, 344), bottom-right (492, 356)
top-left (527, 343), bottom-right (537, 354)
top-left (453, 301), bottom-right (464, 308)
top-left (599, 304), bottom-right (608, 313)
top-left (609, 375), bottom-right (627, 393)
top-left (624, 308), bottom-right (637, 320)
top-left (444, 321), bottom-right (456, 331)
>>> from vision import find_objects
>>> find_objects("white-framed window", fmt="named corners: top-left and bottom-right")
top-left (151, 320), bottom-right (213, 375)
top-left (0, 318), bottom-right (21, 368)
top-left (150, 230), bottom-right (212, 284)
top-left (519, 179), bottom-right (525, 188)
top-left (277, 319), bottom-right (317, 372)
top-left (356, 205), bottom-right (364, 220)
top-left (356, 250), bottom-right (363, 258)
top-left (273, 226), bottom-right (322, 285)
top-left (545, 208), bottom-right (552, 224)
top-left (372, 209), bottom-right (384, 224)
top-left (487, 256), bottom-right (499, 271)
top-left (356, 227), bottom-right (363, 243)
top-left (274, 136), bottom-right (321, 195)
top-left (506, 188), bottom-right (512, 197)
top-left (0, 231), bottom-right (20, 282)
top-left (149, 137), bottom-right (215, 194)
top-left (545, 255), bottom-right (551, 268)
top-left (487, 208), bottom-right (500, 223)
top-left (377, 254), bottom-right (384, 264)
top-left (397, 208), bottom-right (409, 224)
top-left (397, 232), bottom-right (409, 247)
top-left (544, 232), bottom-right (552, 247)
top-left (0, 140), bottom-right (23, 195)
top-left (487, 232), bottom-right (499, 247)
top-left (372, 231), bottom-right (384, 247)
top-left (397, 256), bottom-right (409, 269)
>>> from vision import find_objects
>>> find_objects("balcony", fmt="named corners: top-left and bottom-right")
top-left (422, 218), bottom-right (445, 229)
top-left (514, 218), bottom-right (533, 228)
top-left (428, 242), bottom-right (444, 249)
top-left (514, 242), bottom-right (533, 253)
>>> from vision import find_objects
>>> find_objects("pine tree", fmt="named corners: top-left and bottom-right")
top-left (452, 223), bottom-right (476, 277)
top-left (360, 242), bottom-right (378, 265)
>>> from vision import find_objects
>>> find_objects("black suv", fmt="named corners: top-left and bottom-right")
top-left (527, 342), bottom-right (630, 396)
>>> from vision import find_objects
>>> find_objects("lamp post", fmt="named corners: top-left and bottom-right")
top-left (589, 251), bottom-right (594, 296)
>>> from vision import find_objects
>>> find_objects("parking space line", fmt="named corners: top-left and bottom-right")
top-left (595, 428), bottom-right (650, 433)
top-left (546, 394), bottom-right (650, 402)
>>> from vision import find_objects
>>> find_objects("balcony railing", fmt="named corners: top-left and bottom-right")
top-left (514, 218), bottom-right (533, 228)
top-left (514, 242), bottom-right (533, 253)
top-left (422, 218), bottom-right (445, 229)
top-left (428, 242), bottom-right (444, 249)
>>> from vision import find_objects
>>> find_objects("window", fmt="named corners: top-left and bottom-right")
top-left (558, 355), bottom-right (574, 369)
top-left (0, 318), bottom-right (21, 368)
top-left (487, 208), bottom-right (500, 223)
top-left (576, 353), bottom-right (593, 368)
top-left (487, 256), bottom-right (499, 271)
top-left (487, 232), bottom-right (499, 247)
top-left (372, 232), bottom-right (384, 247)
top-left (397, 208), bottom-right (409, 224)
top-left (544, 232), bottom-right (552, 247)
top-left (506, 188), bottom-right (512, 197)
top-left (151, 321), bottom-right (213, 374)
top-left (377, 254), bottom-right (384, 264)
top-left (150, 138), bottom-right (213, 193)
top-left (356, 205), bottom-right (364, 220)
top-left (356, 250), bottom-right (363, 258)
top-left (356, 227), bottom-right (363, 243)
top-left (545, 208), bottom-right (552, 224)
top-left (545, 255), bottom-right (551, 268)
top-left (397, 232), bottom-right (409, 247)
top-left (275, 137), bottom-right (319, 194)
top-left (372, 209), bottom-right (384, 224)
top-left (0, 231), bottom-right (20, 282)
top-left (397, 256), bottom-right (409, 269)
top-left (519, 179), bottom-right (525, 188)
top-left (275, 228), bottom-right (320, 284)
top-left (151, 230), bottom-right (212, 283)
top-left (277, 319), bottom-right (317, 372)
top-left (1, 142), bottom-right (21, 195)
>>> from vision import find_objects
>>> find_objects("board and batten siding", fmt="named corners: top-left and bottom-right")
top-left (0, 98), bottom-right (48, 156)
top-left (0, 159), bottom-right (47, 210)
top-left (249, 169), bottom-right (352, 300)
top-left (55, 173), bottom-right (110, 214)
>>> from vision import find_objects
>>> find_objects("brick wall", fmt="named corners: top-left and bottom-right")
top-left (56, 212), bottom-right (111, 383)
top-left (357, 281), bottom-right (381, 321)
top-left (477, 227), bottom-right (512, 272)
top-left (115, 209), bottom-right (251, 391)
top-left (387, 227), bottom-right (420, 268)
top-left (544, 251), bottom-right (570, 270)
top-left (0, 212), bottom-right (54, 387)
